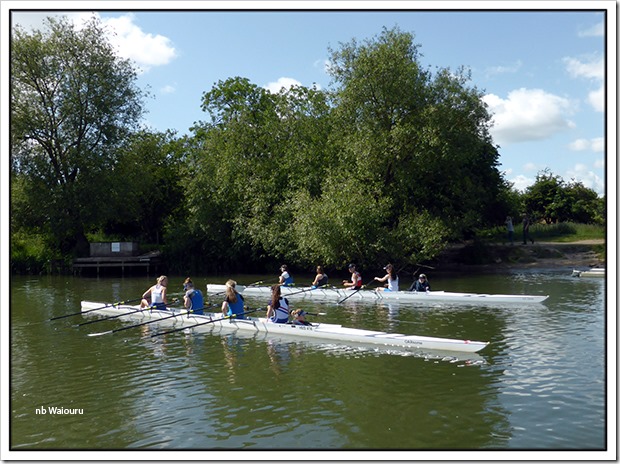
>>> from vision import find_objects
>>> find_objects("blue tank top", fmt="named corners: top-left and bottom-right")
top-left (186, 289), bottom-right (204, 314)
top-left (281, 271), bottom-right (294, 286)
top-left (226, 294), bottom-right (245, 319)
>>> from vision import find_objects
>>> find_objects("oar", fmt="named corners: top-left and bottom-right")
top-left (76, 304), bottom-right (184, 327)
top-left (284, 284), bottom-right (328, 297)
top-left (337, 287), bottom-right (363, 304)
top-left (86, 303), bottom-right (216, 337)
top-left (150, 307), bottom-right (264, 338)
top-left (337, 282), bottom-right (378, 305)
top-left (206, 280), bottom-right (264, 297)
top-left (49, 298), bottom-right (143, 321)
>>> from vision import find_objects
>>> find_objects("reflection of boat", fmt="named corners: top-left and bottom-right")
top-left (206, 284), bottom-right (549, 305)
top-left (80, 301), bottom-right (489, 353)
top-left (572, 268), bottom-right (605, 278)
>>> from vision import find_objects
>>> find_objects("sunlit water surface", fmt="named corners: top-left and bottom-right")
top-left (9, 270), bottom-right (607, 455)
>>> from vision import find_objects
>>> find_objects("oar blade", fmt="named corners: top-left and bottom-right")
top-left (87, 330), bottom-right (114, 337)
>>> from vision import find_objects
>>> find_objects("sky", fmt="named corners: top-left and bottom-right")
top-left (5, 2), bottom-right (614, 196)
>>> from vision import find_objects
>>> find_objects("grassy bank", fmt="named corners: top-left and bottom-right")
top-left (483, 222), bottom-right (605, 243)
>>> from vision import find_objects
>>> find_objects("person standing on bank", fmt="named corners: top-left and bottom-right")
top-left (141, 275), bottom-right (168, 310)
top-left (183, 277), bottom-right (204, 315)
top-left (278, 265), bottom-right (294, 286)
top-left (408, 274), bottom-right (430, 292)
top-left (266, 284), bottom-right (291, 323)
top-left (221, 279), bottom-right (246, 319)
top-left (374, 263), bottom-right (399, 292)
top-left (343, 263), bottom-right (363, 290)
top-left (505, 216), bottom-right (515, 245)
top-left (522, 213), bottom-right (535, 244)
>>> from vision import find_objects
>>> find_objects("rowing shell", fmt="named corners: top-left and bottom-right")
top-left (571, 268), bottom-right (605, 278)
top-left (80, 301), bottom-right (489, 353)
top-left (206, 284), bottom-right (549, 304)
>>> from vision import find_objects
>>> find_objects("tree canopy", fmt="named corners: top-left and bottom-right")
top-left (175, 27), bottom-right (512, 272)
top-left (11, 16), bottom-right (146, 254)
top-left (11, 22), bottom-right (604, 275)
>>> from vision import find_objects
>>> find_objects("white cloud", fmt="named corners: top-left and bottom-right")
top-left (263, 77), bottom-right (303, 93)
top-left (587, 84), bottom-right (604, 112)
top-left (485, 60), bottom-right (522, 78)
top-left (566, 163), bottom-right (605, 194)
top-left (483, 88), bottom-right (576, 145)
top-left (509, 174), bottom-right (535, 192)
top-left (12, 12), bottom-right (176, 73)
top-left (160, 85), bottom-right (176, 95)
top-left (100, 14), bottom-right (176, 71)
top-left (563, 55), bottom-right (604, 80)
top-left (568, 137), bottom-right (604, 152)
top-left (563, 55), bottom-right (604, 112)
top-left (523, 162), bottom-right (538, 172)
top-left (578, 21), bottom-right (604, 38)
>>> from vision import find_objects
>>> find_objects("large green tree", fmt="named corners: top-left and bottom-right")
top-left (11, 16), bottom-right (146, 255)
top-left (175, 77), bottom-right (335, 271)
top-left (291, 27), bottom-right (507, 268)
top-left (178, 27), bottom-right (512, 273)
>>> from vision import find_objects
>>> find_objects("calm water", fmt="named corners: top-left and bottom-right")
top-left (8, 270), bottom-right (608, 457)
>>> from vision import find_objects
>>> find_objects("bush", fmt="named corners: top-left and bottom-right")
top-left (11, 232), bottom-right (60, 274)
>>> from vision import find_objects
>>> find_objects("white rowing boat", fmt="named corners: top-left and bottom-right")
top-left (572, 268), bottom-right (605, 278)
top-left (206, 284), bottom-right (548, 304)
top-left (80, 301), bottom-right (489, 353)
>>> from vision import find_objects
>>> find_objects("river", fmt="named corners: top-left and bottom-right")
top-left (7, 270), bottom-right (609, 459)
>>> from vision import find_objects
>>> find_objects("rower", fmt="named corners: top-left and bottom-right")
top-left (140, 275), bottom-right (168, 310)
top-left (221, 279), bottom-right (246, 319)
top-left (266, 284), bottom-right (290, 323)
top-left (278, 264), bottom-right (294, 287)
top-left (374, 263), bottom-right (399, 292)
top-left (311, 265), bottom-right (328, 288)
top-left (408, 273), bottom-right (430, 292)
top-left (291, 309), bottom-right (312, 326)
top-left (342, 263), bottom-right (362, 290)
top-left (182, 277), bottom-right (204, 315)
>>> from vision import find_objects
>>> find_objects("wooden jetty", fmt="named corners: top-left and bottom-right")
top-left (73, 242), bottom-right (161, 275)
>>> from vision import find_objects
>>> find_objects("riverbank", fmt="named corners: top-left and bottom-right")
top-left (433, 239), bottom-right (606, 273)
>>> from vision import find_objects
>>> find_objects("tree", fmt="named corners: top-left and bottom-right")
top-left (324, 27), bottom-right (507, 258)
top-left (11, 16), bottom-right (146, 255)
top-left (523, 170), bottom-right (604, 224)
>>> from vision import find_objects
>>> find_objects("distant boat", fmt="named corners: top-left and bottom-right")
top-left (571, 268), bottom-right (605, 278)
top-left (206, 284), bottom-right (549, 305)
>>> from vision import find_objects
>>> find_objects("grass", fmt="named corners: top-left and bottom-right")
top-left (484, 222), bottom-right (605, 243)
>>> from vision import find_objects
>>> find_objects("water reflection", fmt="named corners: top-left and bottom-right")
top-left (9, 272), bottom-right (606, 450)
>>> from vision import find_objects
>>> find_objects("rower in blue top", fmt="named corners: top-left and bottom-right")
top-left (221, 279), bottom-right (246, 319)
top-left (182, 277), bottom-right (204, 315)
top-left (278, 264), bottom-right (294, 286)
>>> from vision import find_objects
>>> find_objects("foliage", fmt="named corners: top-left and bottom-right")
top-left (11, 20), bottom-right (605, 275)
top-left (522, 169), bottom-right (604, 225)
top-left (11, 16), bottom-right (146, 255)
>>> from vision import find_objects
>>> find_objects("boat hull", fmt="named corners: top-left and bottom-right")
top-left (206, 284), bottom-right (548, 304)
top-left (80, 301), bottom-right (489, 353)
top-left (572, 268), bottom-right (605, 278)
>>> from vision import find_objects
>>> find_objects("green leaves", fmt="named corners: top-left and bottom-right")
top-left (11, 15), bottom-right (146, 254)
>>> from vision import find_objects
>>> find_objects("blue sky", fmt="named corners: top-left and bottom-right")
top-left (8, 3), bottom-right (612, 195)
